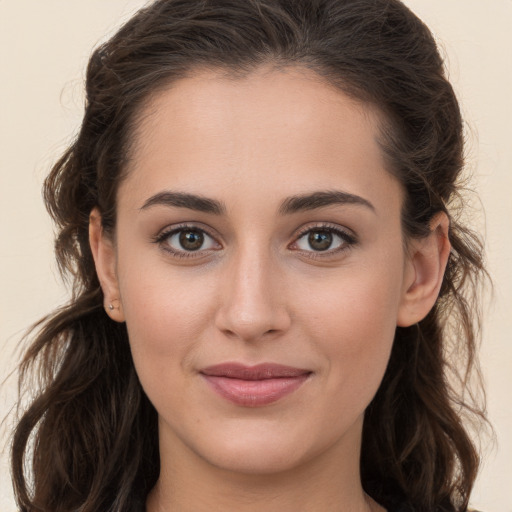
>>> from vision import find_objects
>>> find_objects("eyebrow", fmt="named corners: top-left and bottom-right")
top-left (140, 191), bottom-right (226, 215)
top-left (139, 189), bottom-right (375, 216)
top-left (278, 190), bottom-right (375, 215)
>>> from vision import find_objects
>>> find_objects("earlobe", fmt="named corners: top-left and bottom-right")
top-left (397, 212), bottom-right (451, 327)
top-left (89, 208), bottom-right (125, 322)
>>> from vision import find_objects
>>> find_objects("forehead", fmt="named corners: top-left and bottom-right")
top-left (120, 65), bottom-right (401, 214)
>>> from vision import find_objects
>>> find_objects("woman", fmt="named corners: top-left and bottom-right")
top-left (10, 0), bottom-right (487, 511)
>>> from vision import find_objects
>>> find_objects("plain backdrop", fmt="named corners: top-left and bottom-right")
top-left (1, 1), bottom-right (510, 511)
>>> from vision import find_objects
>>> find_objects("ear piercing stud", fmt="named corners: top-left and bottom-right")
top-left (106, 299), bottom-right (120, 312)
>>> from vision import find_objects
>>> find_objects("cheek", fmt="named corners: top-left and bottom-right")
top-left (117, 254), bottom-right (217, 379)
top-left (118, 269), bottom-right (221, 420)
top-left (299, 262), bottom-right (403, 403)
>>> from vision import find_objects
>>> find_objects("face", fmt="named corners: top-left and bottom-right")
top-left (99, 66), bottom-right (417, 476)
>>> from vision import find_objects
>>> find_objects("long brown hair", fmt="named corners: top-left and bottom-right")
top-left (11, 1), bottom-right (487, 511)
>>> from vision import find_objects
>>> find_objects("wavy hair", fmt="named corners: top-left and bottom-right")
top-left (11, 1), bottom-right (487, 511)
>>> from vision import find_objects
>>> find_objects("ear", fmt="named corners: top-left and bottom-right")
top-left (397, 212), bottom-right (451, 327)
top-left (89, 208), bottom-right (125, 322)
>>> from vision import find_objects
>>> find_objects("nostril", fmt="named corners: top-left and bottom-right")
top-left (214, 288), bottom-right (292, 342)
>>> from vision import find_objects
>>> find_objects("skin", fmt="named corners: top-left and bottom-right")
top-left (90, 66), bottom-right (450, 512)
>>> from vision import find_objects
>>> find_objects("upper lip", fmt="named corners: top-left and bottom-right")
top-left (200, 363), bottom-right (311, 380)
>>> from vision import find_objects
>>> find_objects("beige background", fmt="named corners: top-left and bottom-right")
top-left (1, 1), bottom-right (510, 510)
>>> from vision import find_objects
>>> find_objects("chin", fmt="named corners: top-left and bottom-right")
top-left (183, 413), bottom-right (355, 478)
top-left (170, 416), bottom-right (318, 476)
top-left (202, 439), bottom-right (309, 476)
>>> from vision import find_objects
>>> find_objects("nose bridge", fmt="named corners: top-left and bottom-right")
top-left (215, 241), bottom-right (290, 341)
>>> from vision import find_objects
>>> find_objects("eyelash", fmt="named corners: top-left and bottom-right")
top-left (152, 223), bottom-right (220, 259)
top-left (152, 223), bottom-right (357, 259)
top-left (292, 223), bottom-right (357, 258)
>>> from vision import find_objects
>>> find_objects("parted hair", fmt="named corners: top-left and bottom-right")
top-left (11, 1), bottom-right (487, 511)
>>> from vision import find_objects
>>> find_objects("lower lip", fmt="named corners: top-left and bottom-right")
top-left (201, 374), bottom-right (310, 407)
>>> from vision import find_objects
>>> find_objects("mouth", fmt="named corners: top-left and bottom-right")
top-left (200, 363), bottom-right (312, 407)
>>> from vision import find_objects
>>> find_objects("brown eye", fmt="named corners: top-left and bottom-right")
top-left (157, 226), bottom-right (219, 256)
top-left (293, 226), bottom-right (356, 255)
top-left (307, 230), bottom-right (333, 251)
top-left (179, 230), bottom-right (204, 251)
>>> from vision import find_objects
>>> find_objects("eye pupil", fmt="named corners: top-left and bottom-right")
top-left (308, 230), bottom-right (332, 251)
top-left (179, 230), bottom-right (204, 251)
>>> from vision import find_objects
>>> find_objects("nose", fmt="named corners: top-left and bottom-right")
top-left (214, 247), bottom-right (291, 342)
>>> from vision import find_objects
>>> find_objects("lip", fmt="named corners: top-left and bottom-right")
top-left (200, 363), bottom-right (312, 407)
